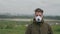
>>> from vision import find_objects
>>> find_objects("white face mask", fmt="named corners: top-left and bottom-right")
top-left (35, 16), bottom-right (42, 22)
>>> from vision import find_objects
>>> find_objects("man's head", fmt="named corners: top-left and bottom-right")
top-left (35, 8), bottom-right (43, 17)
top-left (34, 8), bottom-right (44, 23)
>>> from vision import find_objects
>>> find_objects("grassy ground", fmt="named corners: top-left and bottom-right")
top-left (0, 25), bottom-right (26, 34)
top-left (52, 25), bottom-right (60, 34)
top-left (0, 20), bottom-right (60, 34)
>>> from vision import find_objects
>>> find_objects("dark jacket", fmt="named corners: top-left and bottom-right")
top-left (25, 19), bottom-right (53, 34)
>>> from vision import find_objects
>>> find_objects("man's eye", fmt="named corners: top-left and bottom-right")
top-left (39, 15), bottom-right (41, 16)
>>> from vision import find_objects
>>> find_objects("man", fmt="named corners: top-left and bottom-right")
top-left (25, 8), bottom-right (53, 34)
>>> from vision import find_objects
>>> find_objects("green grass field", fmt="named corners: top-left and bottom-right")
top-left (52, 25), bottom-right (60, 34)
top-left (0, 20), bottom-right (60, 34)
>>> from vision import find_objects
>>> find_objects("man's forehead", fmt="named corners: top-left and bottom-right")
top-left (35, 11), bottom-right (43, 13)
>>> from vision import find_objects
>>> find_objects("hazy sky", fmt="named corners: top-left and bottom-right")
top-left (0, 0), bottom-right (60, 16)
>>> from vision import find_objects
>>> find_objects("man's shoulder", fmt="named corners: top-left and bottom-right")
top-left (28, 24), bottom-right (33, 27)
top-left (43, 22), bottom-right (50, 26)
top-left (27, 24), bottom-right (32, 28)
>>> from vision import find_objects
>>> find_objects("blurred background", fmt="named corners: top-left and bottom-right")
top-left (0, 0), bottom-right (60, 34)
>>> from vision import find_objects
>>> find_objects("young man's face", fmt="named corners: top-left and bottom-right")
top-left (34, 11), bottom-right (43, 23)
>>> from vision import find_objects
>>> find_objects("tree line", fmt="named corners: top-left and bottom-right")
top-left (0, 14), bottom-right (60, 20)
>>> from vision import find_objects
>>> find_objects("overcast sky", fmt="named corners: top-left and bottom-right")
top-left (0, 0), bottom-right (60, 16)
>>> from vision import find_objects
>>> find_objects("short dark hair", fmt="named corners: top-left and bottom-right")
top-left (35, 8), bottom-right (43, 13)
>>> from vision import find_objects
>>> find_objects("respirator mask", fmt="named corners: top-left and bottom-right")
top-left (35, 16), bottom-right (42, 24)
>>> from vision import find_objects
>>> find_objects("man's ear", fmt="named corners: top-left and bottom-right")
top-left (33, 18), bottom-right (35, 21)
top-left (33, 18), bottom-right (36, 22)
